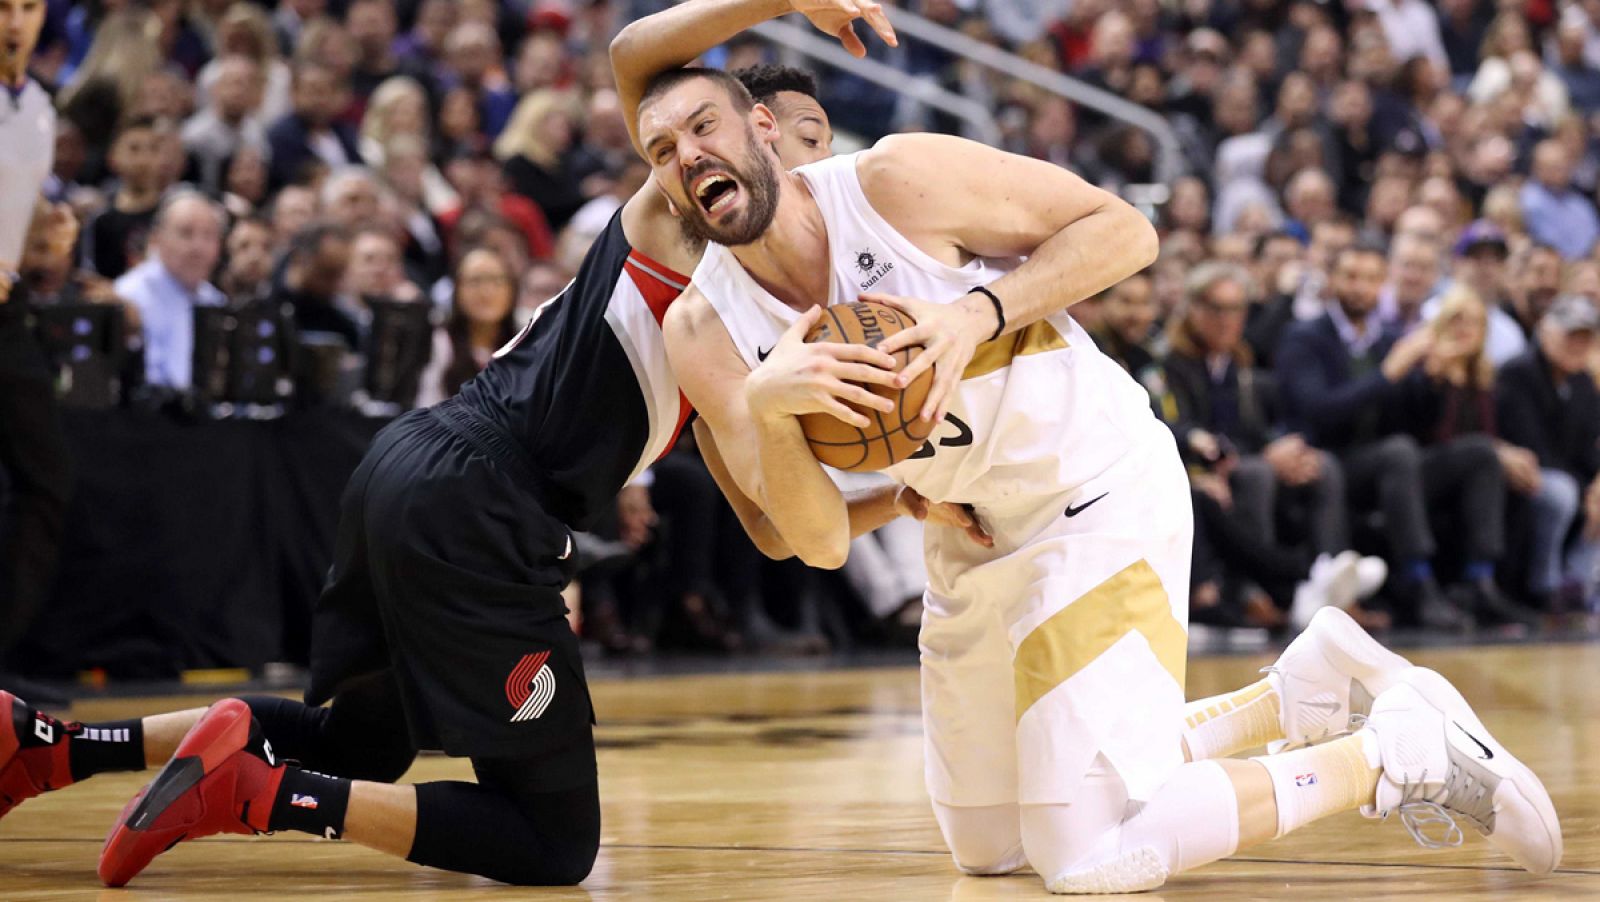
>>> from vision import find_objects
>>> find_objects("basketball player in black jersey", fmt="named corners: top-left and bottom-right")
top-left (0, 0), bottom-right (939, 888)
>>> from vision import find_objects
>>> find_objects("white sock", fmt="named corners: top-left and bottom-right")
top-left (1181, 675), bottom-right (1283, 760)
top-left (1251, 731), bottom-right (1381, 837)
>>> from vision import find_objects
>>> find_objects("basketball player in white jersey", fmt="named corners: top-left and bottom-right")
top-left (641, 69), bottom-right (1561, 892)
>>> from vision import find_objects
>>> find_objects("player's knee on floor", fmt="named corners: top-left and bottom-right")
top-left (1021, 761), bottom-right (1239, 895)
top-left (932, 802), bottom-right (1026, 875)
top-left (410, 777), bottom-right (599, 886)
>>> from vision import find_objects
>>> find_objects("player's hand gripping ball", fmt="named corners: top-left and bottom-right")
top-left (798, 301), bottom-right (935, 471)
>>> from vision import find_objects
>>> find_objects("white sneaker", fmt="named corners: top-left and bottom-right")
top-left (1266, 606), bottom-right (1412, 750)
top-left (1363, 667), bottom-right (1562, 874)
top-left (1290, 552), bottom-right (1363, 630)
top-left (1354, 555), bottom-right (1388, 600)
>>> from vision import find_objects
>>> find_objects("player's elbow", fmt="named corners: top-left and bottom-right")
top-left (1122, 207), bottom-right (1160, 271)
top-left (792, 530), bottom-right (850, 571)
top-left (608, 23), bottom-right (642, 74)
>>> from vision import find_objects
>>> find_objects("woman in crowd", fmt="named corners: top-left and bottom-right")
top-left (360, 76), bottom-right (458, 218)
top-left (414, 246), bottom-right (517, 409)
top-left (494, 90), bottom-right (589, 232)
top-left (1396, 286), bottom-right (1537, 626)
top-left (196, 2), bottom-right (292, 125)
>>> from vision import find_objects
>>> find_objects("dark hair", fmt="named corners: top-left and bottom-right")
top-left (639, 67), bottom-right (755, 116)
top-left (445, 246), bottom-right (518, 396)
top-left (733, 64), bottom-right (819, 106)
top-left (1332, 240), bottom-right (1387, 270)
top-left (113, 115), bottom-right (163, 141)
top-left (229, 215), bottom-right (272, 235)
top-left (1253, 229), bottom-right (1301, 257)
top-left (288, 222), bottom-right (353, 262)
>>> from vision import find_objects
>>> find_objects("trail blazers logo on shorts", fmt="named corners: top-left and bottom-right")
top-left (505, 651), bottom-right (557, 722)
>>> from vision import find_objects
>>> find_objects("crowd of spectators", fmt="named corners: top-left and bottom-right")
top-left (9, 0), bottom-right (1600, 657)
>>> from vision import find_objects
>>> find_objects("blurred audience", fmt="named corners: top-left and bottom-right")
top-left (20, 0), bottom-right (1600, 654)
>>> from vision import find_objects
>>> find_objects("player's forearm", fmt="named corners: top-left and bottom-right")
top-left (752, 413), bottom-right (852, 569)
top-left (983, 202), bottom-right (1158, 337)
top-left (613, 0), bottom-right (793, 151)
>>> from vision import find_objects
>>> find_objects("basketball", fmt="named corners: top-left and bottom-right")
top-left (797, 301), bottom-right (935, 472)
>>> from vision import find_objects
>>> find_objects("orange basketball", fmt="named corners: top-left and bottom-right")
top-left (797, 301), bottom-right (935, 472)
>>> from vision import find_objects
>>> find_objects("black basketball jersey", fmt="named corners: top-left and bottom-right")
top-left (453, 210), bottom-right (691, 529)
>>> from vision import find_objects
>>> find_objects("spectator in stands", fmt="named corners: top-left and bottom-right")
top-left (267, 61), bottom-right (360, 190)
top-left (496, 90), bottom-right (589, 232)
top-left (114, 192), bottom-right (226, 391)
top-left (198, 2), bottom-right (293, 126)
top-left (84, 117), bottom-right (176, 280)
top-left (415, 246), bottom-right (516, 408)
top-left (268, 184), bottom-right (319, 250)
top-left (57, 8), bottom-right (165, 157)
top-left (222, 144), bottom-right (271, 219)
top-left (1520, 139), bottom-right (1600, 260)
top-left (394, 0), bottom-right (456, 69)
top-left (321, 166), bottom-right (384, 234)
top-left (18, 199), bottom-right (125, 314)
top-left (345, 0), bottom-right (430, 101)
top-left (274, 222), bottom-right (358, 350)
top-left (1165, 263), bottom-right (1351, 559)
top-left (1507, 243), bottom-right (1565, 341)
top-left (273, 0), bottom-right (325, 56)
top-left (1553, 18), bottom-right (1600, 114)
top-left (1378, 233), bottom-right (1443, 335)
top-left (219, 216), bottom-right (274, 302)
top-left (183, 54), bottom-right (268, 196)
top-left (441, 147), bottom-right (553, 262)
top-left (1091, 271), bottom-right (1159, 389)
top-left (442, 21), bottom-right (517, 139)
top-left (373, 135), bottom-right (449, 284)
top-left (1498, 296), bottom-right (1600, 611)
top-left (1394, 287), bottom-right (1528, 624)
top-left (1276, 243), bottom-right (1477, 629)
top-left (346, 227), bottom-right (419, 304)
top-left (1438, 0), bottom-right (1492, 77)
top-left (360, 76), bottom-right (457, 216)
top-left (1442, 220), bottom-right (1528, 366)
top-left (1371, 0), bottom-right (1451, 74)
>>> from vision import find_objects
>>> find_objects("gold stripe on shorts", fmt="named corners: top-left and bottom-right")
top-left (963, 320), bottom-right (1068, 380)
top-left (1013, 559), bottom-right (1187, 721)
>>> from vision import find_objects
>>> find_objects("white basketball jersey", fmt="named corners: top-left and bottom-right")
top-left (693, 152), bottom-right (1163, 510)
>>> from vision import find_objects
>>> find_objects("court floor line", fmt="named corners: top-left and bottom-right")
top-left (3, 837), bottom-right (1596, 878)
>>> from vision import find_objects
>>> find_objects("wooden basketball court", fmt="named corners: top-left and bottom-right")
top-left (2, 641), bottom-right (1596, 899)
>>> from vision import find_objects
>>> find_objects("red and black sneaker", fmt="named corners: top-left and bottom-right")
top-left (98, 699), bottom-right (283, 887)
top-left (0, 690), bottom-right (75, 822)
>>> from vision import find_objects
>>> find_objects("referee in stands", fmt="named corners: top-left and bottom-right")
top-left (0, 0), bottom-right (70, 698)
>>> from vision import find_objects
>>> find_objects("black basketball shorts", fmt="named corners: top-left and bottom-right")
top-left (306, 404), bottom-right (595, 790)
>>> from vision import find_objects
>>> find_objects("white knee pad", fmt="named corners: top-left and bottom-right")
top-left (932, 802), bottom-right (1027, 875)
top-left (1024, 761), bottom-right (1239, 895)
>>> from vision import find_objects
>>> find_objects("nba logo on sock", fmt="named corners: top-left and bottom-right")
top-left (505, 651), bottom-right (556, 722)
top-left (1294, 773), bottom-right (1318, 787)
top-left (290, 794), bottom-right (319, 809)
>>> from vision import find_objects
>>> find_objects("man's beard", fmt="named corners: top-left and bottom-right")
top-left (676, 133), bottom-right (781, 247)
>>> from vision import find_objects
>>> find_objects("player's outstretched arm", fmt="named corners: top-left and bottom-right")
top-left (612, 0), bottom-right (895, 155)
top-left (864, 134), bottom-right (1160, 421)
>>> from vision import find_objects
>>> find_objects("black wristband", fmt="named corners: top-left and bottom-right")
top-left (968, 286), bottom-right (1005, 342)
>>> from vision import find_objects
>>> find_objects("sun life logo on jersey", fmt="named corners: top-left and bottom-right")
top-left (856, 248), bottom-right (894, 291)
top-left (505, 651), bottom-right (557, 722)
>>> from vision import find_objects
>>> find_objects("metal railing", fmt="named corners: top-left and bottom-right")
top-left (882, 7), bottom-right (1185, 184)
top-left (749, 18), bottom-right (1002, 147)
